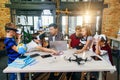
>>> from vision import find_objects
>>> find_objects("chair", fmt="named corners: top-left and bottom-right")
top-left (111, 49), bottom-right (120, 80)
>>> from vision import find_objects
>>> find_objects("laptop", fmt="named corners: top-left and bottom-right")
top-left (49, 41), bottom-right (67, 51)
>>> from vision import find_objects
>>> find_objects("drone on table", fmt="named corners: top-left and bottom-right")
top-left (64, 54), bottom-right (91, 65)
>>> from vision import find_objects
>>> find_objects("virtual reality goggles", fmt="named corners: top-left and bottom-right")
top-left (33, 32), bottom-right (46, 40)
top-left (99, 34), bottom-right (107, 41)
top-left (5, 27), bottom-right (18, 32)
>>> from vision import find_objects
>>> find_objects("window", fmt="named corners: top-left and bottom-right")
top-left (62, 16), bottom-right (68, 35)
top-left (96, 16), bottom-right (100, 32)
top-left (83, 0), bottom-right (89, 2)
top-left (15, 9), bottom-right (54, 33)
top-left (41, 10), bottom-right (53, 29)
top-left (61, 0), bottom-right (103, 2)
top-left (62, 15), bottom-right (100, 35)
top-left (61, 0), bottom-right (67, 2)
top-left (75, 0), bottom-right (79, 2)
top-left (62, 16), bottom-right (83, 35)
top-left (68, 0), bottom-right (74, 2)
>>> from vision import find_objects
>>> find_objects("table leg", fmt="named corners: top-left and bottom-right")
top-left (87, 72), bottom-right (90, 80)
top-left (98, 72), bottom-right (102, 80)
top-left (29, 73), bottom-right (32, 80)
top-left (17, 73), bottom-right (21, 80)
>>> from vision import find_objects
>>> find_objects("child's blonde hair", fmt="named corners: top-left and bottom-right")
top-left (81, 25), bottom-right (92, 36)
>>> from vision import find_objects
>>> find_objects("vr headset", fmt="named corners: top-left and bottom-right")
top-left (5, 27), bottom-right (18, 32)
top-left (39, 32), bottom-right (46, 40)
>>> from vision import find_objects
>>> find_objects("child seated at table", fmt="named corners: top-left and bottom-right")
top-left (75, 25), bottom-right (93, 53)
top-left (66, 26), bottom-right (82, 80)
top-left (26, 33), bottom-right (57, 54)
top-left (90, 34), bottom-right (113, 80)
top-left (69, 26), bottom-right (82, 49)
top-left (92, 34), bottom-right (113, 65)
top-left (68, 26), bottom-right (92, 80)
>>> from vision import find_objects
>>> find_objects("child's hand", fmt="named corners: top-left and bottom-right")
top-left (17, 34), bottom-right (22, 39)
top-left (17, 43), bottom-right (27, 54)
top-left (18, 47), bottom-right (26, 54)
top-left (69, 46), bottom-right (72, 49)
top-left (50, 49), bottom-right (58, 55)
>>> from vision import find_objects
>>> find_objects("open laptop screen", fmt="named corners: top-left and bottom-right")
top-left (49, 41), bottom-right (67, 51)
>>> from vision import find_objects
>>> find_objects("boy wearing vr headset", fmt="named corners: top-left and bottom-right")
top-left (4, 22), bottom-right (26, 80)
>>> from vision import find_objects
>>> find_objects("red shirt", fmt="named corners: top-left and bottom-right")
top-left (70, 33), bottom-right (81, 48)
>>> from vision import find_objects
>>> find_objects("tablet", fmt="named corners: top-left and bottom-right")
top-left (30, 53), bottom-right (40, 58)
top-left (91, 56), bottom-right (102, 61)
top-left (41, 54), bottom-right (52, 58)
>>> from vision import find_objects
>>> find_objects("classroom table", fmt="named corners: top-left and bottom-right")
top-left (3, 49), bottom-right (116, 80)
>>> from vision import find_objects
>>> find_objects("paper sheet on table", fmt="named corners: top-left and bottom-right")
top-left (8, 56), bottom-right (35, 69)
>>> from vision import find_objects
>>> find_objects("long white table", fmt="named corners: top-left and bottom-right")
top-left (3, 49), bottom-right (116, 80)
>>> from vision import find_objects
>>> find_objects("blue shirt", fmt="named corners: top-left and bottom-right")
top-left (4, 37), bottom-right (20, 64)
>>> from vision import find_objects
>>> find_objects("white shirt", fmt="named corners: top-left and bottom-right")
top-left (52, 36), bottom-right (55, 42)
top-left (26, 40), bottom-right (41, 52)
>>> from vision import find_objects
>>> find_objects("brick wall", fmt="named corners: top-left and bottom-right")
top-left (102, 0), bottom-right (120, 38)
top-left (0, 0), bottom-right (10, 50)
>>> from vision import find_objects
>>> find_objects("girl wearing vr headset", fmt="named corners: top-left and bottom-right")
top-left (91, 34), bottom-right (113, 80)
top-left (92, 34), bottom-right (113, 65)
top-left (26, 33), bottom-right (57, 54)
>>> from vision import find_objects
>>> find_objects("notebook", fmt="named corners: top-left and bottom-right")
top-left (49, 41), bottom-right (67, 51)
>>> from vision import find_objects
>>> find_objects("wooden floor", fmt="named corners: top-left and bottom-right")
top-left (106, 72), bottom-right (120, 80)
top-left (34, 72), bottom-right (120, 80)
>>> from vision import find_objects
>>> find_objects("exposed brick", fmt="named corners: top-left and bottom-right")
top-left (102, 0), bottom-right (120, 38)
top-left (0, 0), bottom-right (10, 50)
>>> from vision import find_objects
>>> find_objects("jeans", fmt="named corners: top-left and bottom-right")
top-left (9, 73), bottom-right (25, 80)
top-left (8, 59), bottom-right (25, 80)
